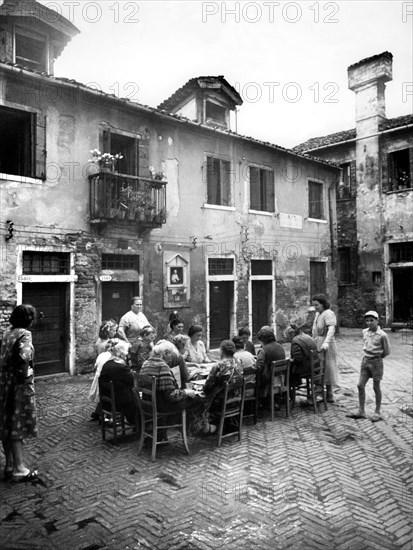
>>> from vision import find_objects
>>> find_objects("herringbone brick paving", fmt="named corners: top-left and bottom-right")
top-left (0, 329), bottom-right (412, 549)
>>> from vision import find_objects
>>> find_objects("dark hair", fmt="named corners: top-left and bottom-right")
top-left (232, 335), bottom-right (245, 350)
top-left (220, 339), bottom-right (236, 356)
top-left (99, 319), bottom-right (117, 339)
top-left (287, 324), bottom-right (302, 338)
top-left (238, 326), bottom-right (251, 337)
top-left (170, 318), bottom-right (183, 330)
top-left (188, 324), bottom-right (203, 337)
top-left (9, 304), bottom-right (36, 329)
top-left (130, 296), bottom-right (142, 306)
top-left (140, 325), bottom-right (155, 338)
top-left (312, 294), bottom-right (330, 310)
top-left (168, 310), bottom-right (179, 322)
top-left (257, 326), bottom-right (276, 344)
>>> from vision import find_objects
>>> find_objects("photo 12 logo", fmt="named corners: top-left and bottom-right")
top-left (202, 2), bottom-right (340, 24)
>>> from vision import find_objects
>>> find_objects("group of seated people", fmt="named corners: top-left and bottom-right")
top-left (88, 312), bottom-right (319, 437)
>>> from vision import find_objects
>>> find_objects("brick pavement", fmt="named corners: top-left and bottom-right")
top-left (0, 329), bottom-right (412, 550)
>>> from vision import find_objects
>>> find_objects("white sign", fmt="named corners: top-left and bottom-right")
top-left (279, 212), bottom-right (303, 229)
top-left (100, 275), bottom-right (112, 281)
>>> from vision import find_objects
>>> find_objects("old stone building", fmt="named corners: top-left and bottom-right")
top-left (0, 0), bottom-right (339, 374)
top-left (294, 52), bottom-right (413, 328)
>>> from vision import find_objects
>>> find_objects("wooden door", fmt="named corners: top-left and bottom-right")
top-left (252, 280), bottom-right (272, 341)
top-left (22, 283), bottom-right (68, 375)
top-left (209, 281), bottom-right (233, 348)
top-left (310, 261), bottom-right (326, 298)
top-left (102, 282), bottom-right (139, 324)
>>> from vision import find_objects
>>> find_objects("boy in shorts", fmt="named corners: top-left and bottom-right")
top-left (347, 311), bottom-right (390, 422)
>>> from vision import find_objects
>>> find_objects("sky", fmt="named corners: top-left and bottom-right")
top-left (41, 0), bottom-right (412, 149)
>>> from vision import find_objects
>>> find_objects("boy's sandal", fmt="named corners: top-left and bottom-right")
top-left (370, 414), bottom-right (382, 422)
top-left (345, 412), bottom-right (366, 419)
top-left (11, 469), bottom-right (39, 483)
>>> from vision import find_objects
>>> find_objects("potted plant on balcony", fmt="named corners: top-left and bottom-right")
top-left (118, 186), bottom-right (155, 222)
top-left (89, 149), bottom-right (123, 172)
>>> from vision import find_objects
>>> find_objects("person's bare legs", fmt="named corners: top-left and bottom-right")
top-left (326, 384), bottom-right (334, 402)
top-left (371, 380), bottom-right (382, 421)
top-left (2, 438), bottom-right (13, 473)
top-left (10, 440), bottom-right (31, 476)
top-left (346, 371), bottom-right (368, 419)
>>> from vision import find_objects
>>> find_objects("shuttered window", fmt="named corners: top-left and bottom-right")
top-left (308, 181), bottom-right (324, 219)
top-left (249, 167), bottom-right (274, 212)
top-left (206, 156), bottom-right (231, 206)
top-left (0, 106), bottom-right (46, 180)
top-left (387, 149), bottom-right (412, 192)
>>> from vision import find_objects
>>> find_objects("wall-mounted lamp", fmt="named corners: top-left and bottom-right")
top-left (5, 220), bottom-right (14, 241)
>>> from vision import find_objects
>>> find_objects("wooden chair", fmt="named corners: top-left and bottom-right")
top-left (242, 368), bottom-right (259, 424)
top-left (134, 374), bottom-right (190, 461)
top-left (269, 359), bottom-right (291, 421)
top-left (216, 378), bottom-right (246, 447)
top-left (308, 349), bottom-right (327, 413)
top-left (291, 349), bottom-right (327, 414)
top-left (99, 380), bottom-right (138, 445)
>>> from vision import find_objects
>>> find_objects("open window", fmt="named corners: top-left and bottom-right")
top-left (205, 100), bottom-right (228, 127)
top-left (249, 166), bottom-right (274, 212)
top-left (15, 26), bottom-right (48, 72)
top-left (0, 106), bottom-right (46, 179)
top-left (206, 156), bottom-right (231, 206)
top-left (101, 128), bottom-right (140, 176)
top-left (387, 149), bottom-right (412, 192)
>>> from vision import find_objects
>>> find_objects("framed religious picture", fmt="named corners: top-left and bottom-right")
top-left (169, 266), bottom-right (183, 285)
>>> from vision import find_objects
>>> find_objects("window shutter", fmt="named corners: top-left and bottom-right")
top-left (101, 127), bottom-right (110, 153)
top-left (386, 153), bottom-right (394, 191)
top-left (220, 160), bottom-right (230, 206)
top-left (349, 160), bottom-right (356, 197)
top-left (138, 137), bottom-right (149, 178)
top-left (250, 166), bottom-right (260, 210)
top-left (35, 113), bottom-right (46, 180)
top-left (264, 170), bottom-right (275, 212)
top-left (207, 157), bottom-right (220, 204)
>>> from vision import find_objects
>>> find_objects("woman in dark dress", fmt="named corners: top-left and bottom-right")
top-left (0, 304), bottom-right (38, 482)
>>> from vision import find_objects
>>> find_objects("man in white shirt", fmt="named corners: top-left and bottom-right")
top-left (118, 296), bottom-right (150, 344)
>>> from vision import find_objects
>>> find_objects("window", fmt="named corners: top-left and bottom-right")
top-left (15, 27), bottom-right (47, 72)
top-left (251, 260), bottom-right (272, 276)
top-left (23, 252), bottom-right (70, 275)
top-left (389, 242), bottom-right (413, 263)
top-left (206, 156), bottom-right (231, 206)
top-left (308, 181), bottom-right (324, 219)
top-left (249, 167), bottom-right (274, 212)
top-left (337, 162), bottom-right (355, 199)
top-left (387, 149), bottom-right (411, 191)
top-left (208, 258), bottom-right (234, 275)
top-left (338, 248), bottom-right (351, 284)
top-left (0, 106), bottom-right (46, 179)
top-left (102, 254), bottom-right (140, 270)
top-left (205, 101), bottom-right (227, 126)
top-left (101, 129), bottom-right (139, 176)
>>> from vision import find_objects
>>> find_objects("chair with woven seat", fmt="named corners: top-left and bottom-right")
top-left (269, 359), bottom-right (291, 421)
top-left (134, 374), bottom-right (190, 461)
top-left (242, 368), bottom-right (259, 424)
top-left (213, 378), bottom-right (246, 447)
top-left (99, 380), bottom-right (139, 445)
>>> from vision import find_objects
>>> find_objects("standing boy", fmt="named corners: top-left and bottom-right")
top-left (347, 311), bottom-right (390, 422)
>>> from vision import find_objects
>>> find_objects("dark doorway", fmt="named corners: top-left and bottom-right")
top-left (310, 261), bottom-right (326, 297)
top-left (22, 283), bottom-right (68, 375)
top-left (102, 282), bottom-right (139, 324)
top-left (209, 281), bottom-right (233, 348)
top-left (252, 280), bottom-right (273, 341)
top-left (393, 268), bottom-right (413, 322)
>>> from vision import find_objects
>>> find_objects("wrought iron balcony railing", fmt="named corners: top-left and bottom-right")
top-left (89, 172), bottom-right (167, 228)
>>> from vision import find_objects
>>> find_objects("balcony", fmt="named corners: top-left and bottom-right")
top-left (89, 172), bottom-right (167, 230)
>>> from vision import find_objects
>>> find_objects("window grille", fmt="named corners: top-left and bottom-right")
top-left (208, 258), bottom-right (234, 275)
top-left (389, 242), bottom-right (413, 263)
top-left (23, 252), bottom-right (70, 274)
top-left (102, 254), bottom-right (140, 270)
top-left (251, 260), bottom-right (272, 276)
